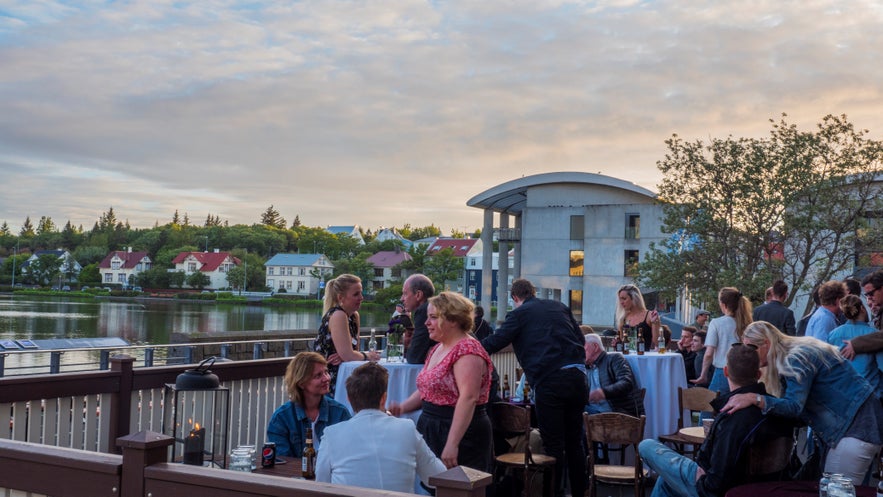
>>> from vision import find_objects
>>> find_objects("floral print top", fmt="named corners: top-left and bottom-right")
top-left (416, 337), bottom-right (493, 406)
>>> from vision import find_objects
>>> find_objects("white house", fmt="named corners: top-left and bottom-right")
top-left (365, 250), bottom-right (412, 291)
top-left (265, 253), bottom-right (334, 296)
top-left (21, 249), bottom-right (83, 285)
top-left (467, 172), bottom-right (668, 327)
top-left (98, 248), bottom-right (152, 287)
top-left (171, 250), bottom-right (240, 290)
top-left (374, 228), bottom-right (413, 250)
top-left (326, 225), bottom-right (365, 245)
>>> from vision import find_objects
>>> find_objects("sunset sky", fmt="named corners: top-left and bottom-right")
top-left (2, 1), bottom-right (882, 234)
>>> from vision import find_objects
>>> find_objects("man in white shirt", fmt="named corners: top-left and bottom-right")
top-left (316, 362), bottom-right (446, 493)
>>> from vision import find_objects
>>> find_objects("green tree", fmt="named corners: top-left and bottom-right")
top-left (19, 216), bottom-right (35, 237)
top-left (639, 114), bottom-right (883, 312)
top-left (25, 253), bottom-right (63, 286)
top-left (36, 216), bottom-right (56, 235)
top-left (0, 221), bottom-right (10, 236)
top-left (260, 205), bottom-right (287, 229)
top-left (331, 254), bottom-right (375, 292)
top-left (186, 271), bottom-right (211, 290)
top-left (169, 270), bottom-right (187, 289)
top-left (424, 247), bottom-right (463, 290)
top-left (78, 263), bottom-right (101, 286)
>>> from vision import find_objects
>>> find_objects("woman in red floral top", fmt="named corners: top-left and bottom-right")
top-left (390, 292), bottom-right (494, 473)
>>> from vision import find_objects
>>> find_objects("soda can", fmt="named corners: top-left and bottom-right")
top-left (261, 442), bottom-right (276, 468)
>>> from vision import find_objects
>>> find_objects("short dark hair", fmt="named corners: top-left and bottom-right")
top-left (694, 331), bottom-right (707, 344)
top-left (772, 280), bottom-right (788, 299)
top-left (843, 277), bottom-right (862, 296)
top-left (345, 362), bottom-right (388, 412)
top-left (510, 278), bottom-right (537, 300)
top-left (861, 270), bottom-right (883, 290)
top-left (726, 343), bottom-right (760, 387)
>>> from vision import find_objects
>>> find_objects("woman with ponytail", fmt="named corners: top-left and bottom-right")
top-left (314, 274), bottom-right (380, 395)
top-left (691, 287), bottom-right (752, 396)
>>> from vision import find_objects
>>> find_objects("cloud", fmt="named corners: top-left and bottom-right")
top-left (1, 0), bottom-right (882, 233)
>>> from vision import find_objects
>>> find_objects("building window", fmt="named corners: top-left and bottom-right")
top-left (374, 268), bottom-right (384, 277)
top-left (570, 215), bottom-right (584, 240)
top-left (469, 272), bottom-right (476, 281)
top-left (626, 214), bottom-right (640, 239)
top-left (470, 258), bottom-right (476, 267)
top-left (111, 261), bottom-right (121, 270)
top-left (188, 262), bottom-right (197, 272)
top-left (297, 281), bottom-right (305, 291)
top-left (392, 268), bottom-right (402, 278)
top-left (569, 250), bottom-right (584, 277)
top-left (299, 267), bottom-right (305, 276)
top-left (268, 267), bottom-right (275, 276)
top-left (104, 273), bottom-right (113, 282)
top-left (570, 290), bottom-right (583, 323)
top-left (118, 273), bottom-right (127, 283)
top-left (624, 249), bottom-right (639, 277)
top-left (286, 267), bottom-right (293, 276)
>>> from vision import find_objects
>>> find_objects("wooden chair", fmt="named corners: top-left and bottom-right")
top-left (490, 402), bottom-right (556, 497)
top-left (584, 412), bottom-right (647, 497)
top-left (745, 434), bottom-right (793, 481)
top-left (599, 388), bottom-right (646, 464)
top-left (657, 386), bottom-right (718, 456)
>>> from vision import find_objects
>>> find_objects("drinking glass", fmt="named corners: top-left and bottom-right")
top-left (826, 475), bottom-right (855, 497)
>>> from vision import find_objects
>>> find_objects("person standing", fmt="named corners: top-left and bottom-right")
top-left (805, 280), bottom-right (847, 343)
top-left (615, 284), bottom-right (661, 350)
top-left (752, 280), bottom-right (796, 336)
top-left (841, 270), bottom-right (883, 359)
top-left (480, 278), bottom-right (588, 497)
top-left (691, 310), bottom-right (711, 332)
top-left (692, 287), bottom-right (752, 396)
top-left (402, 273), bottom-right (437, 364)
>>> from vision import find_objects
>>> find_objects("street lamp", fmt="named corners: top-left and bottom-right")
top-left (203, 235), bottom-right (209, 253)
top-left (11, 241), bottom-right (19, 289)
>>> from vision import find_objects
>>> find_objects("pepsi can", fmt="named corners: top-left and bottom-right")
top-left (261, 442), bottom-right (276, 468)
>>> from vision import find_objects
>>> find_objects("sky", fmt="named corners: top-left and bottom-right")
top-left (1, 1), bottom-right (882, 235)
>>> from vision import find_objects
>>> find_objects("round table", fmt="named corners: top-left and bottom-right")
top-left (678, 426), bottom-right (705, 445)
top-left (619, 351), bottom-right (688, 439)
top-left (333, 359), bottom-right (424, 422)
top-left (725, 480), bottom-right (875, 497)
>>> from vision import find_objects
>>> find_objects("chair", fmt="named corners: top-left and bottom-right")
top-left (657, 386), bottom-right (718, 456)
top-left (745, 434), bottom-right (793, 481)
top-left (599, 388), bottom-right (646, 464)
top-left (491, 402), bottom-right (556, 497)
top-left (584, 412), bottom-right (647, 497)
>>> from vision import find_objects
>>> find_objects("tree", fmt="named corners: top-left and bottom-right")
top-left (638, 114), bottom-right (883, 312)
top-left (0, 221), bottom-right (10, 236)
top-left (331, 254), bottom-right (375, 292)
top-left (19, 216), bottom-right (35, 237)
top-left (260, 205), bottom-right (286, 229)
top-left (25, 253), bottom-right (63, 286)
top-left (424, 247), bottom-right (463, 290)
top-left (36, 216), bottom-right (56, 235)
top-left (78, 263), bottom-right (101, 286)
top-left (186, 271), bottom-right (211, 290)
top-left (291, 215), bottom-right (302, 229)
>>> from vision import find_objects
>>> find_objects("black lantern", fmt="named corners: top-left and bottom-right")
top-left (163, 357), bottom-right (230, 468)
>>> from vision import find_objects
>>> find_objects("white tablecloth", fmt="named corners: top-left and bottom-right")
top-left (620, 351), bottom-right (687, 440)
top-left (333, 360), bottom-right (424, 423)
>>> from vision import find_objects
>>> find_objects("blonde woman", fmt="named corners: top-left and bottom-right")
top-left (692, 287), bottom-right (752, 396)
top-left (615, 284), bottom-right (660, 350)
top-left (722, 321), bottom-right (883, 484)
top-left (266, 352), bottom-right (352, 457)
top-left (389, 291), bottom-right (494, 473)
top-left (314, 274), bottom-right (380, 395)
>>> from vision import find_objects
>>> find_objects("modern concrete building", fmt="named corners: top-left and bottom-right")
top-left (467, 172), bottom-right (667, 327)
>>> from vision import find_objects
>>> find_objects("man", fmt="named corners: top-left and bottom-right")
top-left (639, 343), bottom-right (792, 497)
top-left (402, 273), bottom-right (436, 364)
top-left (805, 280), bottom-right (846, 342)
top-left (316, 362), bottom-right (446, 492)
top-left (677, 326), bottom-right (698, 381)
top-left (842, 269), bottom-right (883, 359)
top-left (691, 310), bottom-right (710, 332)
top-left (752, 280), bottom-right (796, 335)
top-left (481, 278), bottom-right (587, 497)
top-left (583, 333), bottom-right (644, 416)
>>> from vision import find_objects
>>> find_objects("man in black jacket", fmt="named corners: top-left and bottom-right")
top-left (583, 333), bottom-right (644, 416)
top-left (481, 278), bottom-right (587, 497)
top-left (402, 274), bottom-right (436, 364)
top-left (752, 280), bottom-right (796, 335)
top-left (639, 343), bottom-right (792, 497)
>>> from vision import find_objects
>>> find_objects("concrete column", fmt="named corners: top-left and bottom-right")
top-left (496, 213), bottom-right (509, 325)
top-left (480, 210), bottom-right (494, 322)
top-left (513, 214), bottom-right (522, 279)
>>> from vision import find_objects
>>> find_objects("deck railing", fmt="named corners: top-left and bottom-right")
top-left (1, 347), bottom-right (520, 455)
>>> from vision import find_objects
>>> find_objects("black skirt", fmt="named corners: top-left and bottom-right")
top-left (417, 401), bottom-right (493, 473)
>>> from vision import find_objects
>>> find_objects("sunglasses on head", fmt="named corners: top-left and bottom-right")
top-left (731, 343), bottom-right (758, 350)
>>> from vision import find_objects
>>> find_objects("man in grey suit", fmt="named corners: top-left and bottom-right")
top-left (752, 280), bottom-right (796, 335)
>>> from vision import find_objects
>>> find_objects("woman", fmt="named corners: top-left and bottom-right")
top-left (722, 321), bottom-right (883, 484)
top-left (828, 294), bottom-right (883, 391)
top-left (615, 284), bottom-right (660, 351)
top-left (692, 287), bottom-right (752, 396)
top-left (389, 292), bottom-right (494, 472)
top-left (266, 352), bottom-right (352, 457)
top-left (314, 274), bottom-right (380, 395)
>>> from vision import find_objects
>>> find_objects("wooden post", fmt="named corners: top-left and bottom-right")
top-left (430, 466), bottom-right (493, 497)
top-left (117, 430), bottom-right (174, 497)
top-left (107, 355), bottom-right (136, 453)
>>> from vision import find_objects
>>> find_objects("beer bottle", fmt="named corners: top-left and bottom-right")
top-left (522, 378), bottom-right (530, 403)
top-left (502, 374), bottom-right (511, 401)
top-left (302, 428), bottom-right (317, 480)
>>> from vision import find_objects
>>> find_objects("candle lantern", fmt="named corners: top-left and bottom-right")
top-left (163, 357), bottom-right (230, 468)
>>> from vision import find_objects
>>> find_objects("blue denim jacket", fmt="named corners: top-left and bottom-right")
top-left (266, 396), bottom-right (352, 457)
top-left (762, 346), bottom-right (873, 447)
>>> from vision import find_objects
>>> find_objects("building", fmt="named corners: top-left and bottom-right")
top-left (426, 237), bottom-right (482, 293)
top-left (171, 250), bottom-right (240, 290)
top-left (264, 253), bottom-right (334, 296)
top-left (98, 248), bottom-right (152, 287)
top-left (325, 225), bottom-right (365, 245)
top-left (365, 250), bottom-right (412, 291)
top-left (467, 172), bottom-right (667, 327)
top-left (464, 249), bottom-right (514, 307)
top-left (373, 228), bottom-right (414, 250)
top-left (20, 249), bottom-right (83, 286)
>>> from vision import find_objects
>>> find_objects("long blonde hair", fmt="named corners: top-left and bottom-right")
top-left (323, 274), bottom-right (361, 314)
top-left (615, 284), bottom-right (647, 330)
top-left (741, 321), bottom-right (843, 397)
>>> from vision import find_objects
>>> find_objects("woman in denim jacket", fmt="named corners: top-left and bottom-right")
top-left (722, 321), bottom-right (883, 484)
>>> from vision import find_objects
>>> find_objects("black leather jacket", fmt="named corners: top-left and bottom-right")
top-left (586, 350), bottom-right (644, 416)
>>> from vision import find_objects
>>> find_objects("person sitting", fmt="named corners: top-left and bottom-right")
top-left (639, 342), bottom-right (793, 497)
top-left (678, 326), bottom-right (698, 381)
top-left (266, 352), bottom-right (352, 457)
top-left (316, 362), bottom-right (446, 493)
top-left (583, 333), bottom-right (644, 416)
top-left (691, 331), bottom-right (712, 388)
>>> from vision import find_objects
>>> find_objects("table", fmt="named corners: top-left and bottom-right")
top-left (619, 351), bottom-right (687, 440)
top-left (678, 426), bottom-right (705, 445)
top-left (333, 360), bottom-right (424, 423)
top-left (725, 480), bottom-right (875, 497)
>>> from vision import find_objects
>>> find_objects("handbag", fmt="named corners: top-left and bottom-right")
top-left (787, 432), bottom-right (824, 481)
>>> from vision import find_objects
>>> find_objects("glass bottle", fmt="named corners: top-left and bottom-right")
top-left (302, 428), bottom-right (317, 480)
top-left (658, 334), bottom-right (667, 354)
top-left (368, 328), bottom-right (377, 354)
top-left (522, 378), bottom-right (530, 403)
top-left (502, 374), bottom-right (511, 402)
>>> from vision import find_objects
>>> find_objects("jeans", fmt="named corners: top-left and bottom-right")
top-left (638, 439), bottom-right (701, 497)
top-left (534, 367), bottom-right (588, 497)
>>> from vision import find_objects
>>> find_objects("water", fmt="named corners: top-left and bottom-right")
top-left (0, 295), bottom-right (391, 373)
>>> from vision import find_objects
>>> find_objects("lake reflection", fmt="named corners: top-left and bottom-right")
top-left (0, 296), bottom-right (390, 345)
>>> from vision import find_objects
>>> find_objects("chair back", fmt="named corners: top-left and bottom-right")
top-left (746, 435), bottom-right (792, 478)
top-left (491, 402), bottom-right (534, 463)
top-left (678, 387), bottom-right (718, 428)
top-left (584, 412), bottom-right (646, 447)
